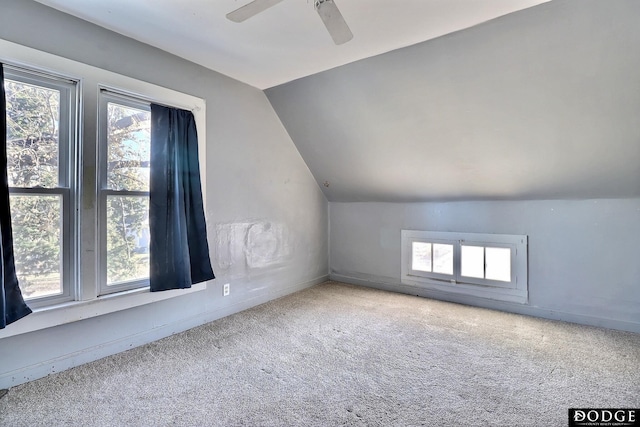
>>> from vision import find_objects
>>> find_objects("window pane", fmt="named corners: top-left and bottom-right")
top-left (412, 242), bottom-right (432, 272)
top-left (106, 196), bottom-right (149, 284)
top-left (5, 80), bottom-right (60, 188)
top-left (10, 194), bottom-right (62, 299)
top-left (461, 245), bottom-right (484, 279)
top-left (486, 247), bottom-right (511, 282)
top-left (107, 102), bottom-right (150, 192)
top-left (433, 243), bottom-right (454, 275)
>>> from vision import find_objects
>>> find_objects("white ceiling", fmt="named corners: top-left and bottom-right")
top-left (34, 0), bottom-right (550, 89)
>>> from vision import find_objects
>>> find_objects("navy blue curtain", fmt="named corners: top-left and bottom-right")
top-left (1, 64), bottom-right (32, 328)
top-left (149, 104), bottom-right (214, 291)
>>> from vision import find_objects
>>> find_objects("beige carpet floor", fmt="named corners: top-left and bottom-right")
top-left (1, 281), bottom-right (639, 426)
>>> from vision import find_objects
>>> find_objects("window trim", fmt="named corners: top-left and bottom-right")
top-left (401, 230), bottom-right (528, 304)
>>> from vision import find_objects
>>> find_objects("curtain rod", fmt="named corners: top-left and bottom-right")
top-left (99, 86), bottom-right (201, 113)
top-left (2, 62), bottom-right (78, 85)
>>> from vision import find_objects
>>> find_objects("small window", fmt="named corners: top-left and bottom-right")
top-left (433, 243), bottom-right (454, 275)
top-left (410, 241), bottom-right (454, 277)
top-left (461, 245), bottom-right (485, 279)
top-left (98, 91), bottom-right (151, 295)
top-left (411, 242), bottom-right (432, 272)
top-left (401, 231), bottom-right (528, 304)
top-left (484, 247), bottom-right (511, 282)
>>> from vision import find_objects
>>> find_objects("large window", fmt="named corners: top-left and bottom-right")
top-left (4, 67), bottom-right (77, 307)
top-left (98, 92), bottom-right (151, 294)
top-left (0, 39), bottom-right (206, 333)
top-left (401, 231), bottom-right (528, 303)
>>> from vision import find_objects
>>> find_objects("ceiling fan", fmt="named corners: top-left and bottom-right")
top-left (226, 0), bottom-right (353, 45)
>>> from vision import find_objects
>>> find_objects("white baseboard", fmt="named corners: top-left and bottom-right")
top-left (0, 275), bottom-right (329, 389)
top-left (331, 273), bottom-right (640, 334)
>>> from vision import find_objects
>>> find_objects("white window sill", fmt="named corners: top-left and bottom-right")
top-left (0, 283), bottom-right (207, 339)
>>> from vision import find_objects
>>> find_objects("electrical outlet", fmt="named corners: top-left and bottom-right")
top-left (223, 283), bottom-right (230, 296)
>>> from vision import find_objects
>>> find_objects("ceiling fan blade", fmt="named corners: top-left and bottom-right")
top-left (226, 0), bottom-right (286, 23)
top-left (315, 0), bottom-right (353, 45)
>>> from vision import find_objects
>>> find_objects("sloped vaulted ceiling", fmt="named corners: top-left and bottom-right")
top-left (266, 0), bottom-right (640, 202)
top-left (34, 0), bottom-right (550, 89)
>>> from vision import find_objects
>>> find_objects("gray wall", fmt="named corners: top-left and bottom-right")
top-left (266, 0), bottom-right (640, 202)
top-left (265, 0), bottom-right (640, 333)
top-left (0, 0), bottom-right (328, 387)
top-left (330, 200), bottom-right (640, 333)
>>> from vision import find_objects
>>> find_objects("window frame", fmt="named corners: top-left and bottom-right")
top-left (401, 230), bottom-right (528, 304)
top-left (458, 239), bottom-right (518, 289)
top-left (4, 66), bottom-right (79, 308)
top-left (97, 90), bottom-right (151, 295)
top-left (408, 238), bottom-right (456, 282)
